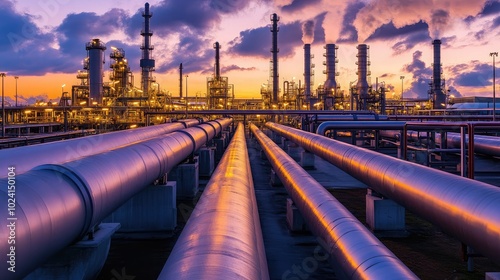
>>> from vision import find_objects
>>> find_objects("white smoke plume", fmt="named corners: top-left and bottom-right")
top-left (353, 0), bottom-right (488, 42)
top-left (301, 20), bottom-right (315, 44)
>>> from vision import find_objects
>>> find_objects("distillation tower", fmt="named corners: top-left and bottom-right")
top-left (140, 2), bottom-right (155, 102)
top-left (207, 42), bottom-right (233, 109)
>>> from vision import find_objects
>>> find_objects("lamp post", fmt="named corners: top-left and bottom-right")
top-left (62, 84), bottom-right (67, 132)
top-left (185, 74), bottom-right (188, 118)
top-left (400, 75), bottom-right (405, 114)
top-left (14, 76), bottom-right (18, 107)
top-left (1, 73), bottom-right (5, 138)
top-left (491, 52), bottom-right (498, 121)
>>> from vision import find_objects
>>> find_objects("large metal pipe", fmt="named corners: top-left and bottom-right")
top-left (0, 119), bottom-right (204, 178)
top-left (316, 121), bottom-right (406, 136)
top-left (311, 114), bottom-right (388, 122)
top-left (266, 122), bottom-right (500, 265)
top-left (0, 119), bottom-right (232, 279)
top-left (159, 123), bottom-right (268, 280)
top-left (250, 124), bottom-right (417, 279)
top-left (304, 44), bottom-right (311, 100)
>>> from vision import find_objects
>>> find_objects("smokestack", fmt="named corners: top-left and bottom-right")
top-left (179, 63), bottom-right (183, 98)
top-left (140, 2), bottom-right (155, 96)
top-left (432, 39), bottom-right (445, 109)
top-left (86, 38), bottom-right (106, 105)
top-left (214, 42), bottom-right (221, 80)
top-left (323, 44), bottom-right (338, 95)
top-left (304, 44), bottom-right (311, 100)
top-left (356, 44), bottom-right (370, 107)
top-left (270, 13), bottom-right (280, 104)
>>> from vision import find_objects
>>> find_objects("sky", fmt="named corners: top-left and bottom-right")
top-left (0, 0), bottom-right (499, 105)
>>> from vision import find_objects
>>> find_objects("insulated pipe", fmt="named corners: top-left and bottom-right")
top-left (250, 124), bottom-right (416, 279)
top-left (158, 123), bottom-right (269, 280)
top-left (266, 122), bottom-right (500, 265)
top-left (0, 118), bottom-right (233, 279)
top-left (312, 114), bottom-right (387, 122)
top-left (316, 121), bottom-right (406, 136)
top-left (0, 119), bottom-right (202, 178)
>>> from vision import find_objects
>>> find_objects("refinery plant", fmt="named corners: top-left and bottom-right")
top-left (1, 2), bottom-right (500, 280)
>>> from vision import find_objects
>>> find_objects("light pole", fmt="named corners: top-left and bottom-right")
top-left (1, 73), bottom-right (5, 138)
top-left (14, 76), bottom-right (18, 107)
top-left (185, 75), bottom-right (188, 118)
top-left (62, 84), bottom-right (67, 132)
top-left (400, 75), bottom-right (405, 114)
top-left (491, 52), bottom-right (498, 121)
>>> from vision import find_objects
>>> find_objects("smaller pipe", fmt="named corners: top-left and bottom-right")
top-left (158, 123), bottom-right (268, 280)
top-left (250, 123), bottom-right (417, 279)
top-left (316, 121), bottom-right (406, 136)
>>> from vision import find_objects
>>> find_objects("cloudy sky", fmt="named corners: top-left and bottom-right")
top-left (0, 0), bottom-right (499, 104)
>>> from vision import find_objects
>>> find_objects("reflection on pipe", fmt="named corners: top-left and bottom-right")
top-left (250, 124), bottom-right (417, 279)
top-left (0, 119), bottom-right (232, 279)
top-left (158, 123), bottom-right (269, 280)
top-left (266, 122), bottom-right (500, 265)
top-left (0, 119), bottom-right (203, 178)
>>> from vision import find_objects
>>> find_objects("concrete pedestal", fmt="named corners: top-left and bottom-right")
top-left (104, 183), bottom-right (177, 232)
top-left (287, 143), bottom-right (301, 161)
top-left (286, 198), bottom-right (306, 232)
top-left (170, 160), bottom-right (200, 199)
top-left (300, 150), bottom-right (315, 169)
top-left (199, 147), bottom-right (215, 177)
top-left (366, 191), bottom-right (405, 232)
top-left (214, 138), bottom-right (225, 162)
top-left (281, 137), bottom-right (288, 150)
top-left (25, 223), bottom-right (120, 280)
top-left (270, 169), bottom-right (283, 187)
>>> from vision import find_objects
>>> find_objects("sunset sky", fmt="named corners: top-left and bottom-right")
top-left (0, 0), bottom-right (499, 105)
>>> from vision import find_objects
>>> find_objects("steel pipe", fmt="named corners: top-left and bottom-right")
top-left (158, 123), bottom-right (268, 280)
top-left (250, 124), bottom-right (417, 279)
top-left (266, 122), bottom-right (500, 265)
top-left (0, 119), bottom-right (232, 279)
top-left (0, 119), bottom-right (203, 178)
top-left (316, 121), bottom-right (406, 136)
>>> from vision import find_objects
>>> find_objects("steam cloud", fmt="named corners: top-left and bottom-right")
top-left (353, 0), bottom-right (488, 42)
top-left (301, 20), bottom-right (315, 44)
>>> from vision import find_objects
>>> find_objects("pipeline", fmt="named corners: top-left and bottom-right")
top-left (316, 121), bottom-right (406, 136)
top-left (0, 118), bottom-right (206, 178)
top-left (250, 124), bottom-right (417, 279)
top-left (158, 123), bottom-right (268, 280)
top-left (266, 122), bottom-right (500, 265)
top-left (0, 118), bottom-right (232, 279)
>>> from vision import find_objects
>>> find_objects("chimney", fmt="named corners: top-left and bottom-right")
top-left (323, 44), bottom-right (338, 96)
top-left (356, 44), bottom-right (370, 109)
top-left (270, 13), bottom-right (280, 104)
top-left (140, 2), bottom-right (155, 96)
top-left (432, 39), bottom-right (445, 109)
top-left (214, 42), bottom-right (221, 80)
top-left (304, 44), bottom-right (312, 100)
top-left (179, 63), bottom-right (183, 98)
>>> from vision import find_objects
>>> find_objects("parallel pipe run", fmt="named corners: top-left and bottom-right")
top-left (0, 119), bottom-right (203, 177)
top-left (250, 124), bottom-right (417, 279)
top-left (158, 123), bottom-right (268, 280)
top-left (266, 122), bottom-right (500, 265)
top-left (0, 119), bottom-right (232, 279)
